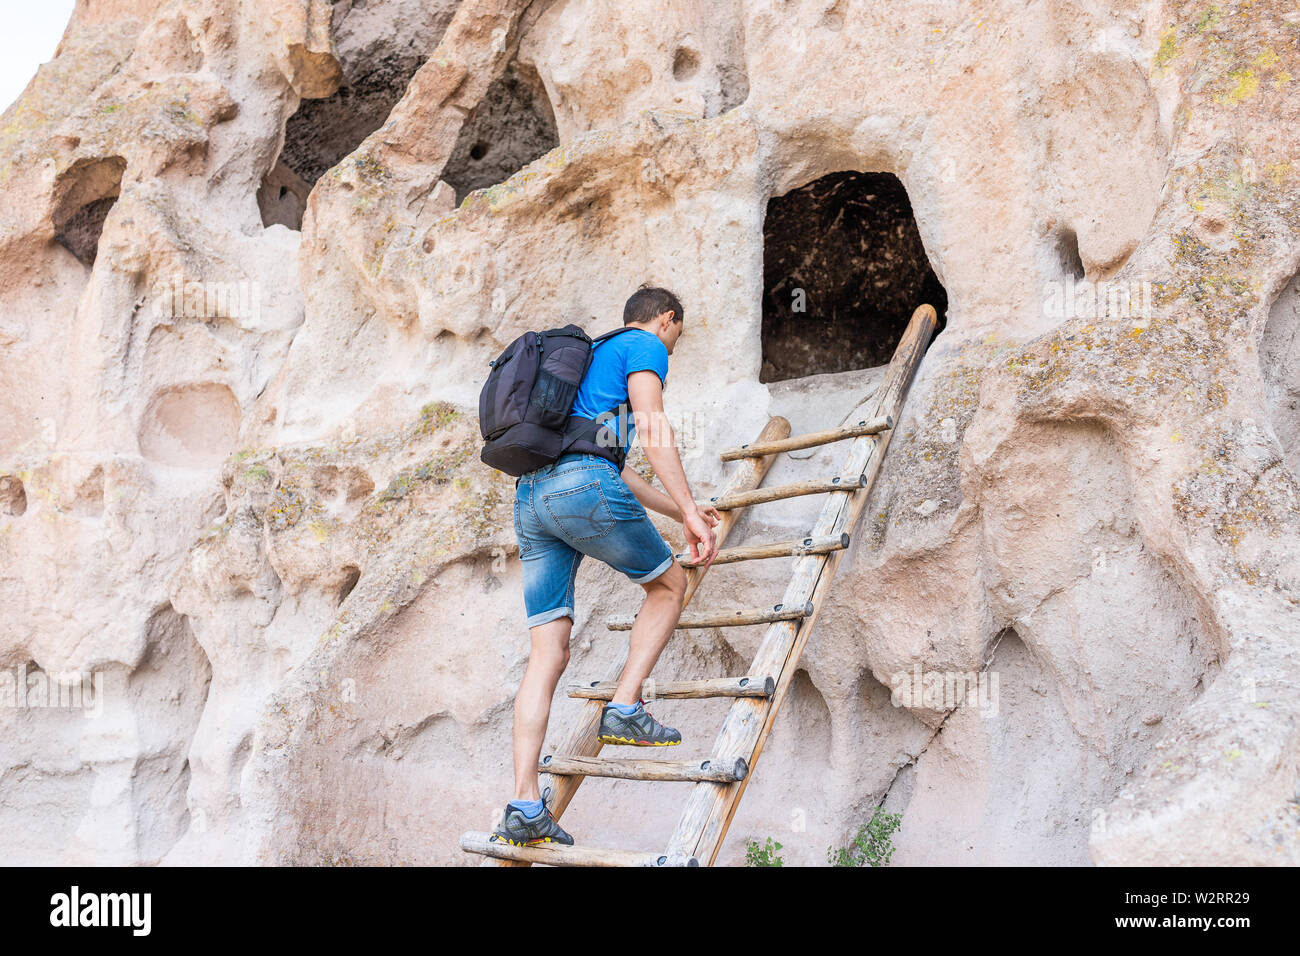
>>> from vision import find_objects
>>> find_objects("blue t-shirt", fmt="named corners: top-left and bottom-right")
top-left (571, 328), bottom-right (669, 456)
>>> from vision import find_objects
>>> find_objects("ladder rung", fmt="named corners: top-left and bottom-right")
top-left (566, 675), bottom-right (776, 700)
top-left (460, 832), bottom-right (698, 867)
top-left (678, 532), bottom-right (849, 567)
top-left (720, 414), bottom-right (893, 461)
top-left (711, 474), bottom-right (865, 510)
top-left (539, 754), bottom-right (749, 782)
top-left (606, 601), bottom-right (813, 631)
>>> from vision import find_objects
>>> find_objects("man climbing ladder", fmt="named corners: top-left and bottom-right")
top-left (493, 286), bottom-right (721, 847)
top-left (462, 301), bottom-right (937, 866)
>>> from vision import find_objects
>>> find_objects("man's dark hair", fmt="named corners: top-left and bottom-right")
top-left (623, 285), bottom-right (684, 326)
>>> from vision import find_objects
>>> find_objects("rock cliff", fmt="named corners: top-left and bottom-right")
top-left (1, 0), bottom-right (1297, 865)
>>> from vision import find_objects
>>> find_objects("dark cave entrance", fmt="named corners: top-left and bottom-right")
top-left (260, 57), bottom-right (559, 229)
top-left (440, 61), bottom-right (559, 204)
top-left (760, 170), bottom-right (947, 383)
top-left (259, 54), bottom-right (424, 230)
top-left (52, 155), bottom-right (125, 267)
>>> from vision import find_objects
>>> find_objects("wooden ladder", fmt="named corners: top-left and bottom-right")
top-left (461, 304), bottom-right (938, 866)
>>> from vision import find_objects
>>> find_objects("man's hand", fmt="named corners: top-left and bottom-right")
top-left (668, 500), bottom-right (721, 526)
top-left (682, 507), bottom-right (718, 566)
top-left (696, 503), bottom-right (721, 526)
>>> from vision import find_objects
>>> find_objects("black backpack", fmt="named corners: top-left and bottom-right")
top-left (478, 324), bottom-right (634, 477)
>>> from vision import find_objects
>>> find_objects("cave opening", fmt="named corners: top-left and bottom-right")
top-left (440, 60), bottom-right (559, 204)
top-left (258, 52), bottom-right (425, 230)
top-left (260, 56), bottom-right (560, 228)
top-left (760, 170), bottom-right (947, 383)
top-left (52, 156), bottom-right (126, 267)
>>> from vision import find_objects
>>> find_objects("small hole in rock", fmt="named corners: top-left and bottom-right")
top-left (673, 47), bottom-right (701, 81)
top-left (139, 383), bottom-right (241, 468)
top-left (1, 475), bottom-right (27, 516)
top-left (338, 566), bottom-right (361, 606)
top-left (469, 142), bottom-right (489, 161)
top-left (1055, 227), bottom-right (1086, 282)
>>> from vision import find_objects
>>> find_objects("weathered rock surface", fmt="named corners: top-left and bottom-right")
top-left (1, 0), bottom-right (1297, 865)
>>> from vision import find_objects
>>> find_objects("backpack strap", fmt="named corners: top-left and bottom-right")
top-left (559, 413), bottom-right (627, 469)
top-left (591, 326), bottom-right (638, 346)
top-left (557, 326), bottom-right (646, 469)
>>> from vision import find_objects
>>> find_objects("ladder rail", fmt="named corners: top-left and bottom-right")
top-left (664, 303), bottom-right (938, 864)
top-left (704, 503), bottom-right (869, 863)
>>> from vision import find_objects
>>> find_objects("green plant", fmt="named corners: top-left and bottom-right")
top-left (744, 837), bottom-right (784, 867)
top-left (828, 808), bottom-right (902, 867)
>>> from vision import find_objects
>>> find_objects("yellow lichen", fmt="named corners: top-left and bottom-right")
top-left (1154, 27), bottom-right (1180, 70)
top-left (1253, 48), bottom-right (1280, 71)
top-left (1219, 69), bottom-right (1259, 105)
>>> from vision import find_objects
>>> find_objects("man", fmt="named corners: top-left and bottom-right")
top-left (492, 286), bottom-right (720, 847)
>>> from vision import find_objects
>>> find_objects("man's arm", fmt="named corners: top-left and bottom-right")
top-left (620, 464), bottom-right (684, 520)
top-left (619, 464), bottom-right (723, 525)
top-left (626, 370), bottom-right (718, 565)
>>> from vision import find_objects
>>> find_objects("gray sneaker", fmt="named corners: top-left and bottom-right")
top-left (492, 803), bottom-right (574, 847)
top-left (598, 700), bottom-right (682, 747)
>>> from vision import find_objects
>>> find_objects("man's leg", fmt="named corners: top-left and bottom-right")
top-left (611, 560), bottom-right (687, 705)
top-left (509, 466), bottom-right (582, 810)
top-left (511, 615), bottom-right (572, 801)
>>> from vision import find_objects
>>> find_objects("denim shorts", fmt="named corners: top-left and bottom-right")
top-left (514, 453), bottom-right (676, 627)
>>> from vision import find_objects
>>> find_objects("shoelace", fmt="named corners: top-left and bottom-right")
top-left (610, 698), bottom-right (670, 729)
top-left (637, 698), bottom-right (673, 730)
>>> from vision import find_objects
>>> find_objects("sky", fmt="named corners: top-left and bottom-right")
top-left (0, 1), bottom-right (76, 114)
